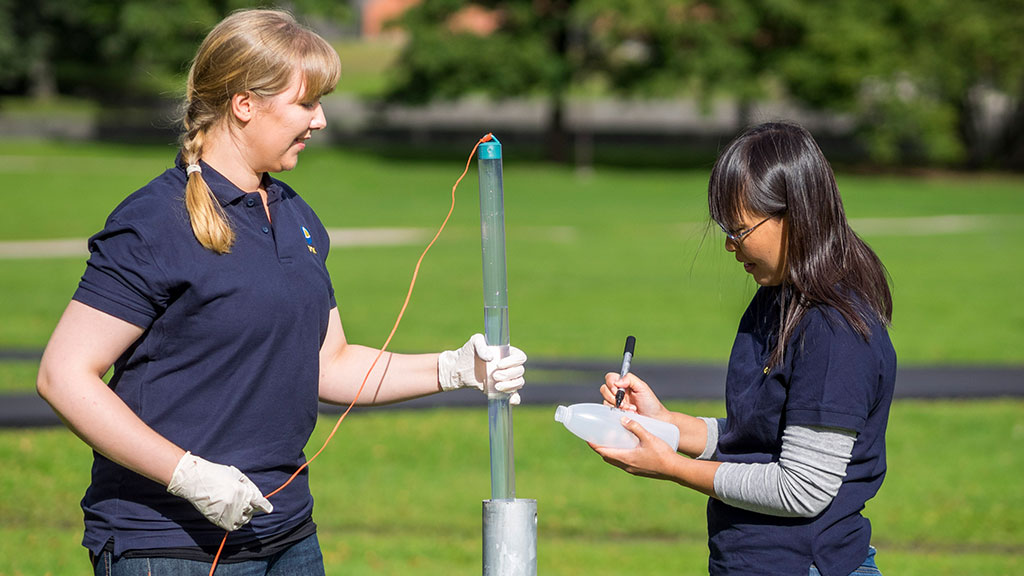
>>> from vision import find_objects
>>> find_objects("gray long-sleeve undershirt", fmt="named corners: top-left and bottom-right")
top-left (697, 417), bottom-right (856, 518)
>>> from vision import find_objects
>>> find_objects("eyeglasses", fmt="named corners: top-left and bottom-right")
top-left (719, 215), bottom-right (772, 244)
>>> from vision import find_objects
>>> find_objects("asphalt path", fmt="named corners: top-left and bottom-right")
top-left (2, 352), bottom-right (1021, 428)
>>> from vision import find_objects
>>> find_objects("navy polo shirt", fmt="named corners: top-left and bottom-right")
top-left (708, 286), bottom-right (896, 576)
top-left (73, 158), bottom-right (335, 557)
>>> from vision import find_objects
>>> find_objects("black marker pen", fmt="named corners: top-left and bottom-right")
top-left (615, 336), bottom-right (635, 408)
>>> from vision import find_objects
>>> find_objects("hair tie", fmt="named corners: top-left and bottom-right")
top-left (186, 164), bottom-right (202, 177)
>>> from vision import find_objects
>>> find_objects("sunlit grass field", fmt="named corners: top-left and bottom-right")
top-left (1, 401), bottom-right (1021, 574)
top-left (1, 140), bottom-right (1022, 363)
top-left (0, 141), bottom-right (1021, 574)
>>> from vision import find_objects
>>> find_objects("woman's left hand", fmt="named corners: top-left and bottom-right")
top-left (438, 334), bottom-right (527, 404)
top-left (590, 416), bottom-right (679, 480)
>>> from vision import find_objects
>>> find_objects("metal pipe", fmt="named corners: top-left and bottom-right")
top-left (482, 499), bottom-right (537, 576)
top-left (477, 135), bottom-right (515, 501)
top-left (477, 135), bottom-right (535, 576)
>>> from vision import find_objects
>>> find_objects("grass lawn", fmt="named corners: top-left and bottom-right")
top-left (0, 400), bottom-right (1020, 574)
top-left (1, 141), bottom-right (1022, 365)
top-left (0, 141), bottom-right (1021, 573)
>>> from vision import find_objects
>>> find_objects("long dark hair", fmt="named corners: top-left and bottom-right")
top-left (708, 122), bottom-right (892, 367)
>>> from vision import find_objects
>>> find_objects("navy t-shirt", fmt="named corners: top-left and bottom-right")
top-left (708, 286), bottom-right (896, 576)
top-left (72, 159), bottom-right (335, 557)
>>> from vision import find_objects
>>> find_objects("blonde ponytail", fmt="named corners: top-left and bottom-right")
top-left (181, 107), bottom-right (235, 253)
top-left (178, 8), bottom-right (340, 254)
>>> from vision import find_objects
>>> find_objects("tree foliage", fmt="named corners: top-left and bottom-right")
top-left (2, 0), bottom-right (1021, 167)
top-left (386, 0), bottom-right (567, 101)
top-left (860, 0), bottom-right (1024, 167)
top-left (0, 0), bottom-right (350, 101)
top-left (386, 0), bottom-right (576, 160)
top-left (387, 0), bottom-right (1024, 167)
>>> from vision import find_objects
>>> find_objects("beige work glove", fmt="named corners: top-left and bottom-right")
top-left (438, 333), bottom-right (527, 405)
top-left (167, 451), bottom-right (273, 531)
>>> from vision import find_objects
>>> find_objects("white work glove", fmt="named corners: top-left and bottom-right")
top-left (167, 451), bottom-right (273, 532)
top-left (438, 333), bottom-right (527, 405)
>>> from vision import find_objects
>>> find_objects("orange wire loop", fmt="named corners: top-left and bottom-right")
top-left (209, 134), bottom-right (492, 575)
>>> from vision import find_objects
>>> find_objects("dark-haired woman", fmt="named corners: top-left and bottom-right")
top-left (591, 122), bottom-right (895, 575)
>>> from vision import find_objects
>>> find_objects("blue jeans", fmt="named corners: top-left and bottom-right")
top-left (92, 533), bottom-right (325, 576)
top-left (809, 546), bottom-right (881, 576)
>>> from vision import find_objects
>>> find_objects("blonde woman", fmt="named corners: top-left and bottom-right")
top-left (37, 9), bottom-right (526, 575)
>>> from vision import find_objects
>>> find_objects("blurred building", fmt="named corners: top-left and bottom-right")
top-left (359, 0), bottom-right (418, 38)
top-left (358, 0), bottom-right (499, 38)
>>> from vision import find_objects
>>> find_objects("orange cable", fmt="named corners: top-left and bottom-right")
top-left (209, 133), bottom-right (493, 575)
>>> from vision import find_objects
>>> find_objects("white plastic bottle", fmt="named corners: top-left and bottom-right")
top-left (554, 403), bottom-right (680, 449)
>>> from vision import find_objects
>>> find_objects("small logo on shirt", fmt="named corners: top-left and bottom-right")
top-left (302, 226), bottom-right (317, 254)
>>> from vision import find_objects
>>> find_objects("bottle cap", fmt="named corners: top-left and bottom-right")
top-left (554, 405), bottom-right (569, 423)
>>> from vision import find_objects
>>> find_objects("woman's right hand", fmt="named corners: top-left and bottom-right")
top-left (600, 372), bottom-right (669, 420)
top-left (167, 452), bottom-right (273, 531)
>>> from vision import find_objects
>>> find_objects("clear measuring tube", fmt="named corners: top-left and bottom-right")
top-left (477, 135), bottom-right (515, 501)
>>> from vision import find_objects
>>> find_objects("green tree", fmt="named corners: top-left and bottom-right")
top-left (577, 1), bottom-right (901, 149)
top-left (577, 0), bottom-right (1024, 168)
top-left (387, 0), bottom-right (1024, 168)
top-left (386, 0), bottom-right (900, 162)
top-left (865, 0), bottom-right (1024, 168)
top-left (0, 0), bottom-right (351, 101)
top-left (387, 0), bottom-right (578, 161)
top-left (645, 0), bottom-right (1024, 167)
top-left (0, 0), bottom-right (213, 100)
